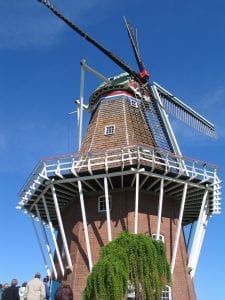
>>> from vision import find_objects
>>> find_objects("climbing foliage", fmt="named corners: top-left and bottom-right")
top-left (83, 231), bottom-right (171, 300)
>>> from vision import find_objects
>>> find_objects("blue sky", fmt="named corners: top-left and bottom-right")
top-left (0, 1), bottom-right (224, 299)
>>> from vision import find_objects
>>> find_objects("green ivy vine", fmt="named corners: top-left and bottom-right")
top-left (83, 232), bottom-right (171, 300)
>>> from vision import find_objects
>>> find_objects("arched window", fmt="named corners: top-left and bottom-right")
top-left (152, 233), bottom-right (165, 243)
top-left (161, 285), bottom-right (172, 300)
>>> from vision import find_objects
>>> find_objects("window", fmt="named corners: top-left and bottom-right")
top-left (152, 233), bottom-right (165, 243)
top-left (161, 285), bottom-right (172, 300)
top-left (127, 281), bottom-right (135, 299)
top-left (105, 125), bottom-right (115, 135)
top-left (130, 99), bottom-right (138, 108)
top-left (98, 195), bottom-right (112, 212)
top-left (126, 283), bottom-right (172, 300)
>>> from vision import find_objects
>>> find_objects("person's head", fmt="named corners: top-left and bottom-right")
top-left (34, 272), bottom-right (41, 279)
top-left (22, 282), bottom-right (27, 287)
top-left (3, 283), bottom-right (8, 289)
top-left (43, 277), bottom-right (48, 283)
top-left (11, 279), bottom-right (18, 287)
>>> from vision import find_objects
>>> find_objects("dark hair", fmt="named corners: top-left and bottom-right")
top-left (11, 279), bottom-right (18, 287)
top-left (34, 272), bottom-right (41, 279)
top-left (22, 282), bottom-right (27, 287)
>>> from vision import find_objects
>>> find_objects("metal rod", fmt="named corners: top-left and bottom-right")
top-left (51, 184), bottom-right (73, 272)
top-left (170, 183), bottom-right (188, 273)
top-left (78, 180), bottom-right (93, 271)
top-left (81, 59), bottom-right (110, 84)
top-left (104, 177), bottom-right (112, 241)
top-left (42, 195), bottom-right (65, 277)
top-left (78, 61), bottom-right (85, 150)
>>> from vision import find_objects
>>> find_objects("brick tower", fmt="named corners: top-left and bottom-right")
top-left (18, 2), bottom-right (221, 300)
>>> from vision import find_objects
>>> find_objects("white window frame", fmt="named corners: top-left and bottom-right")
top-left (98, 195), bottom-right (112, 212)
top-left (152, 233), bottom-right (165, 243)
top-left (105, 125), bottom-right (115, 135)
top-left (130, 99), bottom-right (138, 108)
top-left (126, 282), bottom-right (172, 300)
top-left (161, 285), bottom-right (172, 300)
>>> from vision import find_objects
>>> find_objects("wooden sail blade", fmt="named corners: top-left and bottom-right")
top-left (37, 0), bottom-right (142, 83)
top-left (154, 82), bottom-right (217, 138)
top-left (124, 18), bottom-right (144, 72)
top-left (124, 17), bottom-right (149, 82)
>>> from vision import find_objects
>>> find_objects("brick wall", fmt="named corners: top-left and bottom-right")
top-left (59, 189), bottom-right (196, 300)
top-left (79, 96), bottom-right (156, 154)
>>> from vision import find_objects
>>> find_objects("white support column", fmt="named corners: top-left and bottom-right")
top-left (156, 178), bottom-right (164, 239)
top-left (170, 183), bottom-right (188, 274)
top-left (78, 180), bottom-right (93, 271)
top-left (104, 177), bottom-right (112, 242)
top-left (42, 195), bottom-right (65, 278)
top-left (188, 189), bottom-right (208, 277)
top-left (191, 209), bottom-right (209, 278)
top-left (31, 215), bottom-right (51, 277)
top-left (35, 204), bottom-right (57, 279)
top-left (134, 172), bottom-right (140, 234)
top-left (51, 184), bottom-right (73, 272)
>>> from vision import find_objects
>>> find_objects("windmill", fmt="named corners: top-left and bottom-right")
top-left (38, 0), bottom-right (216, 155)
top-left (17, 1), bottom-right (221, 299)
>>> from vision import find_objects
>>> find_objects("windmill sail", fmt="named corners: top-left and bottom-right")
top-left (123, 17), bottom-right (149, 81)
top-left (123, 18), bottom-right (217, 139)
top-left (123, 18), bottom-right (182, 153)
top-left (154, 82), bottom-right (217, 138)
top-left (37, 0), bottom-right (217, 149)
top-left (37, 0), bottom-right (142, 84)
